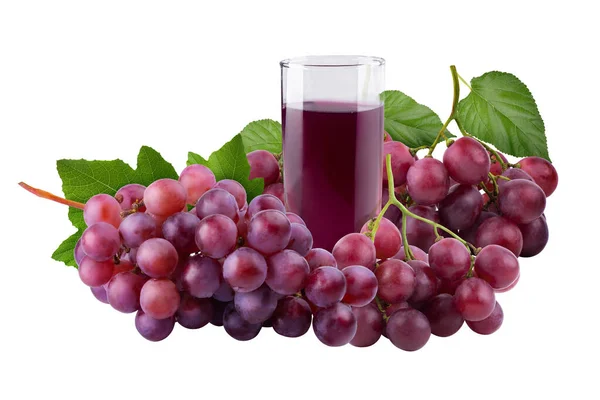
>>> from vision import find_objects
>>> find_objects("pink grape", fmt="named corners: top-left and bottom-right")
top-left (386, 308), bottom-right (431, 351)
top-left (266, 249), bottom-right (309, 295)
top-left (443, 137), bottom-right (491, 185)
top-left (176, 294), bottom-right (213, 329)
top-left (119, 212), bottom-right (157, 248)
top-left (181, 255), bottom-right (222, 298)
top-left (115, 184), bottom-right (146, 212)
top-left (305, 266), bottom-right (347, 308)
top-left (466, 301), bottom-right (504, 335)
top-left (144, 178), bottom-right (187, 217)
top-left (382, 141), bottom-right (415, 186)
top-left (81, 222), bottom-right (121, 262)
top-left (140, 278), bottom-right (180, 320)
top-left (341, 266), bottom-right (378, 307)
top-left (375, 259), bottom-right (416, 303)
top-left (332, 233), bottom-right (377, 270)
top-left (313, 303), bottom-right (357, 347)
top-left (453, 278), bottom-right (496, 322)
top-left (406, 158), bottom-right (450, 205)
top-left (476, 216), bottom-right (523, 256)
top-left (350, 304), bottom-right (384, 347)
top-left (305, 248), bottom-right (337, 271)
top-left (194, 214), bottom-right (237, 259)
top-left (136, 238), bottom-right (179, 278)
top-left (222, 247), bottom-right (268, 293)
top-left (195, 188), bottom-right (239, 222)
top-left (247, 210), bottom-right (292, 255)
top-left (214, 179), bottom-right (247, 209)
top-left (78, 257), bottom-right (114, 287)
top-left (474, 244), bottom-right (520, 290)
top-left (247, 150), bottom-right (280, 186)
top-left (264, 183), bottom-right (285, 204)
top-left (179, 164), bottom-right (216, 205)
top-left (428, 238), bottom-right (471, 282)
top-left (360, 218), bottom-right (402, 260)
top-left (286, 223), bottom-right (313, 256)
top-left (518, 156), bottom-right (558, 196)
top-left (84, 194), bottom-right (122, 228)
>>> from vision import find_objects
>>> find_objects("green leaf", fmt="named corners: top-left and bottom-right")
top-left (240, 119), bottom-right (282, 153)
top-left (51, 231), bottom-right (83, 268)
top-left (383, 90), bottom-right (454, 148)
top-left (53, 146), bottom-right (178, 267)
top-left (188, 134), bottom-right (264, 200)
top-left (457, 71), bottom-right (549, 161)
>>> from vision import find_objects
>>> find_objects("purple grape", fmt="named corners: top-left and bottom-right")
top-left (382, 141), bottom-right (415, 186)
top-left (518, 156), bottom-right (558, 197)
top-left (498, 179), bottom-right (546, 224)
top-left (305, 248), bottom-right (337, 271)
top-left (497, 168), bottom-right (534, 190)
top-left (332, 233), bottom-right (377, 270)
top-left (119, 212), bottom-right (157, 248)
top-left (210, 299), bottom-right (229, 327)
top-left (181, 255), bottom-right (222, 298)
top-left (422, 293), bottom-right (464, 337)
top-left (106, 271), bottom-right (147, 313)
top-left (466, 301), bottom-right (504, 334)
top-left (234, 284), bottom-right (278, 324)
top-left (286, 212), bottom-right (306, 226)
top-left (162, 212), bottom-right (200, 254)
top-left (176, 293), bottom-right (213, 329)
top-left (386, 308), bottom-right (431, 351)
top-left (90, 285), bottom-right (109, 304)
top-left (286, 223), bottom-right (313, 256)
top-left (247, 210), bottom-right (292, 255)
top-left (74, 239), bottom-right (86, 266)
top-left (396, 205), bottom-right (440, 252)
top-left (247, 150), bottom-right (280, 186)
top-left (393, 245), bottom-right (428, 263)
top-left (476, 216), bottom-right (523, 256)
top-left (519, 215), bottom-right (549, 257)
top-left (313, 303), bottom-right (357, 347)
top-left (78, 257), bottom-right (114, 287)
top-left (135, 311), bottom-right (175, 342)
top-left (223, 303), bottom-right (262, 341)
top-left (341, 266), bottom-right (378, 307)
top-left (222, 247), bottom-right (268, 293)
top-left (428, 238), bottom-right (471, 282)
top-left (305, 266), bottom-right (347, 308)
top-left (474, 244), bottom-right (520, 290)
top-left (375, 259), bottom-right (416, 303)
top-left (214, 179), bottom-right (247, 209)
top-left (266, 250), bottom-right (309, 295)
top-left (195, 188), bottom-right (239, 222)
top-left (272, 296), bottom-right (312, 338)
top-left (137, 238), bottom-right (179, 278)
top-left (194, 214), bottom-right (237, 258)
top-left (360, 217), bottom-right (402, 260)
top-left (407, 260), bottom-right (438, 304)
top-left (443, 137), bottom-right (490, 185)
top-left (213, 280), bottom-right (235, 302)
top-left (350, 304), bottom-right (384, 347)
top-left (438, 184), bottom-right (483, 231)
top-left (264, 183), bottom-right (285, 204)
top-left (246, 194), bottom-right (286, 220)
top-left (453, 278), bottom-right (496, 322)
top-left (459, 210), bottom-right (496, 245)
top-left (115, 184), bottom-right (146, 212)
top-left (81, 222), bottom-right (121, 262)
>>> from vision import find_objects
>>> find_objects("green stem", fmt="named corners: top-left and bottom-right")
top-left (401, 212), bottom-right (415, 260)
top-left (458, 74), bottom-right (473, 91)
top-left (427, 65), bottom-right (460, 156)
top-left (375, 297), bottom-right (389, 321)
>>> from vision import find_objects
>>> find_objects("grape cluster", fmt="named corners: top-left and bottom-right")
top-left (74, 135), bottom-right (557, 351)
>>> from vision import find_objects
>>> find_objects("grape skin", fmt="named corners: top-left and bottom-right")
top-left (210, 300), bottom-right (229, 327)
top-left (90, 286), bottom-right (109, 304)
top-left (386, 308), bottom-right (431, 351)
top-left (286, 223), bottom-right (313, 256)
top-left (406, 260), bottom-right (438, 304)
top-left (162, 212), bottom-right (200, 254)
top-left (438, 184), bottom-right (483, 231)
top-left (247, 150), bottom-right (280, 186)
top-left (81, 222), bottom-right (121, 262)
top-left (74, 239), bottom-right (86, 266)
top-left (179, 164), bottom-right (216, 205)
top-left (119, 212), bottom-right (157, 248)
top-left (422, 293), bottom-right (464, 337)
top-left (498, 179), bottom-right (546, 224)
top-left (305, 248), bottom-right (337, 271)
top-left (213, 280), bottom-right (235, 302)
top-left (518, 156), bottom-right (559, 197)
top-left (194, 214), bottom-right (238, 259)
top-left (181, 255), bottom-right (222, 298)
top-left (497, 168), bottom-right (534, 190)
top-left (247, 210), bottom-right (292, 255)
top-left (264, 183), bottom-right (285, 204)
top-left (140, 278), bottom-right (181, 320)
top-left (406, 158), bottom-right (450, 205)
top-left (360, 218), bottom-right (402, 260)
top-left (428, 238), bottom-right (471, 282)
top-left (382, 141), bottom-right (415, 186)
top-left (305, 266), bottom-right (347, 308)
top-left (332, 233), bottom-right (377, 270)
top-left (143, 178), bottom-right (187, 217)
top-left (350, 304), bottom-right (384, 347)
top-left (222, 247), bottom-right (268, 293)
top-left (234, 284), bottom-right (279, 324)
top-left (78, 257), bottom-right (115, 287)
top-left (443, 137), bottom-right (491, 185)
top-left (313, 303), bottom-right (357, 347)
top-left (84, 194), bottom-right (123, 228)
top-left (466, 301), bottom-right (503, 335)
top-left (214, 179), bottom-right (247, 210)
top-left (474, 244), bottom-right (520, 290)
top-left (115, 184), bottom-right (146, 212)
top-left (286, 212), bottom-right (306, 226)
top-left (136, 238), bottom-right (179, 278)
top-left (476, 216), bottom-right (524, 257)
top-left (176, 294), bottom-right (213, 329)
top-left (223, 303), bottom-right (262, 341)
top-left (459, 210), bottom-right (496, 245)
top-left (246, 194), bottom-right (286, 220)
top-left (135, 311), bottom-right (175, 342)
top-left (519, 216), bottom-right (549, 257)
top-left (106, 271), bottom-right (147, 313)
top-left (266, 249), bottom-right (309, 295)
top-left (195, 188), bottom-right (239, 222)
top-left (453, 278), bottom-right (496, 322)
top-left (375, 259), bottom-right (416, 304)
top-left (341, 266), bottom-right (378, 307)
top-left (272, 296), bottom-right (312, 338)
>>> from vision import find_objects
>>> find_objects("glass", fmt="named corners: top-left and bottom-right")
top-left (281, 55), bottom-right (385, 250)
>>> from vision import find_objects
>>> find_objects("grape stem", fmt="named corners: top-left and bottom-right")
top-left (374, 297), bottom-right (389, 322)
top-left (18, 182), bottom-right (85, 210)
top-left (427, 65), bottom-right (460, 156)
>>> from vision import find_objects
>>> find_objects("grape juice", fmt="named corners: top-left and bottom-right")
top-left (282, 101), bottom-right (384, 251)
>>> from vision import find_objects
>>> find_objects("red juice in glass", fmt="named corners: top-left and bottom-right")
top-left (282, 101), bottom-right (384, 250)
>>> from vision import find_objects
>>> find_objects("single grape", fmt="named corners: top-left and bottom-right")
top-left (305, 266), bottom-right (347, 308)
top-left (498, 179), bottom-right (546, 225)
top-left (386, 308), bottom-right (431, 351)
top-left (393, 245), bottom-right (428, 263)
top-left (246, 194), bottom-right (286, 221)
top-left (396, 205), bottom-right (440, 252)
top-left (223, 303), bottom-right (262, 341)
top-left (375, 259), bottom-right (416, 303)
top-left (453, 278), bottom-right (496, 321)
top-left (313, 303), bottom-right (357, 347)
top-left (286, 223), bottom-right (313, 256)
top-left (272, 296), bottom-right (312, 338)
top-left (406, 158), bottom-right (450, 205)
top-left (234, 284), bottom-right (278, 324)
top-left (78, 257), bottom-right (114, 287)
top-left (213, 280), bottom-right (235, 302)
top-left (438, 184), bottom-right (483, 231)
top-left (264, 183), bottom-right (285, 204)
top-left (428, 238), bottom-right (471, 282)
top-left (466, 301), bottom-right (503, 335)
top-left (74, 239), bottom-right (86, 266)
top-left (407, 260), bottom-right (438, 304)
top-left (474, 244), bottom-right (520, 290)
top-left (332, 233), bottom-right (376, 270)
top-left (210, 299), bottom-right (229, 327)
top-left (422, 293), bottom-right (464, 337)
top-left (115, 184), bottom-right (146, 212)
top-left (459, 210), bottom-right (496, 245)
top-left (140, 278), bottom-right (180, 320)
top-left (83, 193), bottom-right (122, 229)
top-left (135, 311), bottom-right (175, 342)
top-left (214, 179), bottom-right (247, 209)
top-left (161, 212), bottom-right (200, 254)
top-left (119, 212), bottom-right (157, 248)
top-left (144, 178), bottom-right (187, 217)
top-left (341, 266), bottom-right (378, 307)
top-left (360, 218), bottom-right (402, 260)
top-left (518, 156), bottom-right (558, 197)
top-left (176, 293), bottom-right (213, 329)
top-left (195, 188), bottom-right (239, 222)
top-left (443, 137), bottom-right (491, 185)
top-left (497, 168), bottom-right (534, 190)
top-left (247, 209), bottom-right (292, 255)
top-left (194, 214), bottom-right (237, 259)
top-left (181, 255), bottom-right (222, 298)
top-left (519, 215), bottom-right (549, 257)
top-left (247, 149), bottom-right (280, 186)
top-left (222, 247), bottom-right (268, 293)
top-left (305, 248), bottom-right (337, 271)
top-left (136, 238), bottom-right (179, 278)
top-left (476, 216), bottom-right (523, 256)
top-left (381, 188), bottom-right (402, 226)
top-left (81, 222), bottom-right (121, 262)
top-left (382, 141), bottom-right (415, 186)
top-left (179, 164), bottom-right (216, 205)
top-left (90, 285), bottom-right (109, 304)
top-left (266, 249), bottom-right (309, 295)
top-left (286, 212), bottom-right (306, 226)
top-left (350, 304), bottom-right (384, 347)
top-left (106, 271), bottom-right (147, 313)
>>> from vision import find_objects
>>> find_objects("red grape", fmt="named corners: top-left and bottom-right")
top-left (305, 266), bottom-right (347, 308)
top-left (422, 293), bottom-right (464, 337)
top-left (443, 137), bottom-right (491, 185)
top-left (247, 210), bottom-right (292, 255)
top-left (195, 188), bottom-right (239, 222)
top-left (179, 164), bottom-right (216, 205)
top-left (476, 216), bottom-right (523, 256)
top-left (474, 244), bottom-right (519, 290)
top-left (350, 303), bottom-right (384, 347)
top-left (313, 303), bottom-right (357, 347)
top-left (81, 222), bottom-right (121, 262)
top-left (396, 205), bottom-right (440, 252)
top-left (287, 223), bottom-right (313, 256)
top-left (195, 214), bottom-right (237, 258)
top-left (214, 179), bottom-right (247, 209)
top-left (518, 156), bottom-right (558, 196)
top-left (438, 184), bottom-right (483, 231)
top-left (246, 194), bottom-right (286, 220)
top-left (264, 183), bottom-right (285, 204)
top-left (106, 271), bottom-right (147, 313)
top-left (84, 194), bottom-right (122, 228)
top-left (428, 238), bottom-right (471, 281)
top-left (136, 238), bottom-right (179, 278)
top-left (406, 158), bottom-right (450, 205)
top-left (181, 255), bottom-right (222, 298)
top-left (140, 278), bottom-right (180, 320)
top-left (115, 184), bottom-right (146, 212)
top-left (382, 141), bottom-right (415, 186)
top-left (222, 247), bottom-right (268, 293)
top-left (453, 278), bottom-right (496, 321)
top-left (266, 249), bottom-right (309, 295)
top-left (305, 248), bottom-right (337, 271)
top-left (119, 212), bottom-right (157, 248)
top-left (272, 296), bottom-right (312, 338)
top-left (143, 178), bottom-right (187, 217)
top-left (386, 308), bottom-right (431, 351)
top-left (466, 301), bottom-right (503, 335)
top-left (135, 311), bottom-right (175, 342)
top-left (375, 259), bottom-right (416, 303)
top-left (341, 265), bottom-right (378, 307)
top-left (247, 150), bottom-right (280, 186)
top-left (360, 217), bottom-right (402, 260)
top-left (78, 257), bottom-right (114, 287)
top-left (519, 215), bottom-right (549, 257)
top-left (162, 212), bottom-right (200, 254)
top-left (332, 233), bottom-right (377, 270)
top-left (407, 260), bottom-right (438, 304)
top-left (498, 179), bottom-right (546, 224)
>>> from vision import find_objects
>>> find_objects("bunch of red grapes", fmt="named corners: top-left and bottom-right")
top-left (73, 137), bottom-right (557, 351)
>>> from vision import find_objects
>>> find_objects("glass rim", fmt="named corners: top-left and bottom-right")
top-left (280, 55), bottom-right (385, 69)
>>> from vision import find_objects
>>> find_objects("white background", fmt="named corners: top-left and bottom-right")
top-left (1, 1), bottom-right (598, 399)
